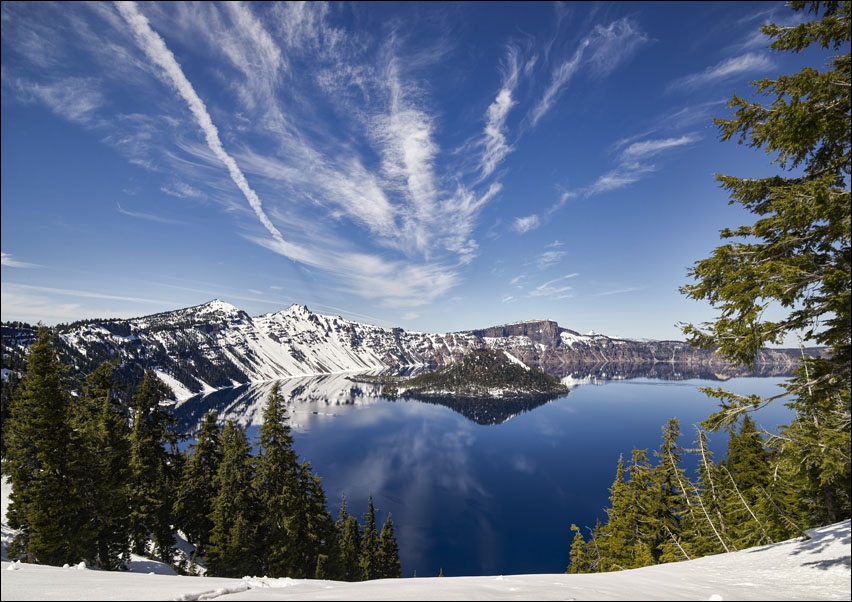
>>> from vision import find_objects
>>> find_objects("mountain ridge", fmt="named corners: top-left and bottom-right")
top-left (1, 299), bottom-right (816, 401)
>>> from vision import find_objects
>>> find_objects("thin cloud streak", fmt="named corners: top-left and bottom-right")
top-left (115, 2), bottom-right (289, 249)
top-left (621, 135), bottom-right (699, 160)
top-left (117, 203), bottom-right (183, 224)
top-left (668, 52), bottom-right (773, 91)
top-left (4, 282), bottom-right (170, 305)
top-left (529, 17), bottom-right (648, 127)
top-left (1, 253), bottom-right (41, 269)
top-left (528, 273), bottom-right (579, 300)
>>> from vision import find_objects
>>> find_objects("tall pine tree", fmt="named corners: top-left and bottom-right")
top-left (679, 0), bottom-right (851, 528)
top-left (377, 513), bottom-right (402, 578)
top-left (252, 382), bottom-right (301, 577)
top-left (174, 410), bottom-right (222, 557)
top-left (127, 369), bottom-right (178, 563)
top-left (335, 495), bottom-right (362, 581)
top-left (5, 327), bottom-right (79, 566)
top-left (359, 495), bottom-right (381, 581)
top-left (73, 362), bottom-right (132, 570)
top-left (206, 420), bottom-right (262, 578)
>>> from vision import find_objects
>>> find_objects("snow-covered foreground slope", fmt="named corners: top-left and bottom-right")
top-left (2, 519), bottom-right (849, 601)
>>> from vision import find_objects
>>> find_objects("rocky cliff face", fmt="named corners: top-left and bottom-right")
top-left (1, 300), bottom-right (814, 400)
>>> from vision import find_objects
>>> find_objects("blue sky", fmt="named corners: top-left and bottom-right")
top-left (0, 1), bottom-right (829, 342)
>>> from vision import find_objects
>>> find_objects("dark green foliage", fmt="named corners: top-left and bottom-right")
top-left (127, 370), bottom-right (179, 562)
top-left (174, 411), bottom-right (222, 556)
top-left (206, 420), bottom-right (262, 578)
top-left (252, 382), bottom-right (300, 577)
top-left (596, 455), bottom-right (635, 571)
top-left (335, 496), bottom-right (362, 581)
top-left (383, 348), bottom-right (568, 400)
top-left (678, 0), bottom-right (851, 527)
top-left (71, 362), bottom-right (132, 570)
top-left (678, 430), bottom-right (731, 559)
top-left (4, 327), bottom-right (80, 565)
top-left (287, 462), bottom-right (338, 579)
top-left (0, 331), bottom-right (27, 460)
top-left (648, 418), bottom-right (689, 563)
top-left (359, 495), bottom-right (381, 581)
top-left (378, 514), bottom-right (402, 578)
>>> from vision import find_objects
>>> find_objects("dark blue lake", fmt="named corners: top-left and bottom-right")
top-left (174, 374), bottom-right (794, 578)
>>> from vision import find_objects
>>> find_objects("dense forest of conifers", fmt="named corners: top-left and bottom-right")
top-left (1, 327), bottom-right (401, 580)
top-left (566, 414), bottom-right (815, 573)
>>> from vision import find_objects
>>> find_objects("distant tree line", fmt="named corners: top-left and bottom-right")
top-left (1, 327), bottom-right (400, 580)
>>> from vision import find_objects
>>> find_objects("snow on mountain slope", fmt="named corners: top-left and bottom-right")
top-left (2, 299), bottom-right (808, 401)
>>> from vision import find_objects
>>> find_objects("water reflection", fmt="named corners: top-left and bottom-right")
top-left (173, 363), bottom-right (795, 431)
top-left (550, 360), bottom-right (796, 381)
top-left (173, 372), bottom-right (385, 434)
top-left (401, 393), bottom-right (567, 425)
top-left (172, 371), bottom-right (796, 577)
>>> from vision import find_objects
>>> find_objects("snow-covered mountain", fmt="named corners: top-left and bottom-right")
top-left (1, 299), bottom-right (808, 400)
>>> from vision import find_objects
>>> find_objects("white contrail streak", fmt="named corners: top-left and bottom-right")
top-left (115, 1), bottom-right (287, 247)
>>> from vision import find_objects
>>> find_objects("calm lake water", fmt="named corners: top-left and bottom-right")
top-left (174, 374), bottom-right (795, 578)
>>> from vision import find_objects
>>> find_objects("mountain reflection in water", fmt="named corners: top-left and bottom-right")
top-left (173, 363), bottom-right (796, 431)
top-left (171, 368), bottom-right (796, 578)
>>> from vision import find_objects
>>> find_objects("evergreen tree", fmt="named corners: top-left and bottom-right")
top-left (285, 461), bottom-right (339, 579)
top-left (4, 327), bottom-right (79, 566)
top-left (252, 382), bottom-right (301, 577)
top-left (359, 495), bottom-right (381, 581)
top-left (676, 429), bottom-right (731, 560)
top-left (678, 0), bottom-right (851, 527)
top-left (73, 362), bottom-right (132, 570)
top-left (336, 495), bottom-right (362, 582)
top-left (0, 343), bottom-right (25, 459)
top-left (303, 468), bottom-right (339, 580)
top-left (649, 418), bottom-right (689, 563)
top-left (206, 420), bottom-right (262, 578)
top-left (127, 369), bottom-right (178, 563)
top-left (623, 449), bottom-right (657, 569)
top-left (566, 524), bottom-right (587, 574)
top-left (720, 414), bottom-right (774, 548)
top-left (377, 513), bottom-right (402, 578)
top-left (174, 411), bottom-right (222, 557)
top-left (596, 454), bottom-right (639, 571)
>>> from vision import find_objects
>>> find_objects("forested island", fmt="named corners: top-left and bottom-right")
top-left (380, 348), bottom-right (569, 401)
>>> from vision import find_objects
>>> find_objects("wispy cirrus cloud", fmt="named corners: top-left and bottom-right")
top-left (534, 250), bottom-right (567, 271)
top-left (1, 253), bottom-right (41, 268)
top-left (11, 77), bottom-right (104, 124)
top-left (476, 44), bottom-right (522, 181)
top-left (667, 52), bottom-right (773, 92)
top-left (252, 234), bottom-right (459, 309)
top-left (593, 286), bottom-right (640, 297)
top-left (513, 215), bottom-right (541, 234)
top-left (528, 274), bottom-right (579, 300)
top-left (620, 135), bottom-right (699, 161)
top-left (117, 202), bottom-right (183, 224)
top-left (160, 182), bottom-right (204, 200)
top-left (116, 1), bottom-right (289, 253)
top-left (529, 17), bottom-right (648, 127)
top-left (1, 2), bottom-right (656, 316)
top-left (529, 42), bottom-right (586, 128)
